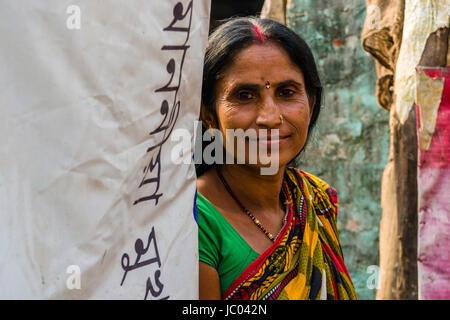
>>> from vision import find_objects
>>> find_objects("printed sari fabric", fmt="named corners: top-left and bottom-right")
top-left (223, 168), bottom-right (357, 300)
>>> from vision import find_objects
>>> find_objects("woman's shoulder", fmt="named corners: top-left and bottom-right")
top-left (196, 192), bottom-right (222, 224)
top-left (196, 190), bottom-right (233, 241)
top-left (196, 169), bottom-right (222, 207)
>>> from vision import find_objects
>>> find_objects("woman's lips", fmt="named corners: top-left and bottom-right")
top-left (249, 135), bottom-right (291, 143)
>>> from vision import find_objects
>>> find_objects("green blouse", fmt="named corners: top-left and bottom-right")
top-left (197, 192), bottom-right (260, 297)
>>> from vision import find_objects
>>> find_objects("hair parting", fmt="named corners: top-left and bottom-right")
top-left (252, 24), bottom-right (264, 42)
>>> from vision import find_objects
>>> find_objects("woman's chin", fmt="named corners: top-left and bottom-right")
top-left (232, 154), bottom-right (294, 173)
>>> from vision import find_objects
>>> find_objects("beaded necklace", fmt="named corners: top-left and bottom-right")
top-left (216, 168), bottom-right (286, 242)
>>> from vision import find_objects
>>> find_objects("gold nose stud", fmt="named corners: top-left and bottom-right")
top-left (280, 114), bottom-right (284, 124)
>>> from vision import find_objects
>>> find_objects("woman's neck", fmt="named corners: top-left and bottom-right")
top-left (217, 164), bottom-right (286, 213)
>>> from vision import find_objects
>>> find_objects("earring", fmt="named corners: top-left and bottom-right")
top-left (208, 124), bottom-right (215, 140)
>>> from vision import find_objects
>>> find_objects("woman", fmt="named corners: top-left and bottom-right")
top-left (196, 17), bottom-right (357, 300)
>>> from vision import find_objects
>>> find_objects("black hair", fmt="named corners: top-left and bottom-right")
top-left (196, 17), bottom-right (322, 176)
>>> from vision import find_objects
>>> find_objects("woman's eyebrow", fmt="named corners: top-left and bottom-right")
top-left (226, 80), bottom-right (303, 95)
top-left (230, 83), bottom-right (260, 90)
top-left (275, 80), bottom-right (304, 88)
top-left (230, 80), bottom-right (302, 90)
top-left (226, 83), bottom-right (260, 96)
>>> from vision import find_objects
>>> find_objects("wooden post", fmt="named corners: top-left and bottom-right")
top-left (260, 0), bottom-right (287, 25)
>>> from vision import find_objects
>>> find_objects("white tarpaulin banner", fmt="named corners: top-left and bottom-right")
top-left (0, 0), bottom-right (210, 299)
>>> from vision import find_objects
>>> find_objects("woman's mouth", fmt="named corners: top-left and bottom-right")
top-left (248, 135), bottom-right (291, 145)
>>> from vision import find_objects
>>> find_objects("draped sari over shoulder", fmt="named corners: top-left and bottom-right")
top-left (222, 168), bottom-right (357, 300)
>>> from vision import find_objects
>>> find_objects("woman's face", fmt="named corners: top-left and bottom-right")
top-left (206, 41), bottom-right (314, 170)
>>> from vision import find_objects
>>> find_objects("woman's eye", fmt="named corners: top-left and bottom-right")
top-left (279, 88), bottom-right (295, 97)
top-left (238, 91), bottom-right (255, 101)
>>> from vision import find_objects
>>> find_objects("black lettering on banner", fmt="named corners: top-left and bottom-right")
top-left (144, 270), bottom-right (168, 300)
top-left (120, 227), bottom-right (169, 300)
top-left (134, 0), bottom-right (193, 206)
top-left (120, 227), bottom-right (161, 286)
top-left (122, 1), bottom-right (194, 300)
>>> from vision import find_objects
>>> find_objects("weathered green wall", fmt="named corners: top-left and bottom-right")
top-left (286, 0), bottom-right (389, 299)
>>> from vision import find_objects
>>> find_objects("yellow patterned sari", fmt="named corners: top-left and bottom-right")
top-left (223, 168), bottom-right (357, 300)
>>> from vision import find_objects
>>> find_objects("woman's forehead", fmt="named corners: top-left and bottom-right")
top-left (219, 43), bottom-right (305, 86)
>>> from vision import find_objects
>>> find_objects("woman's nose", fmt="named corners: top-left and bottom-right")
top-left (255, 94), bottom-right (282, 128)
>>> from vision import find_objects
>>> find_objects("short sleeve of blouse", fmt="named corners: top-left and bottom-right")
top-left (197, 193), bottom-right (221, 270)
